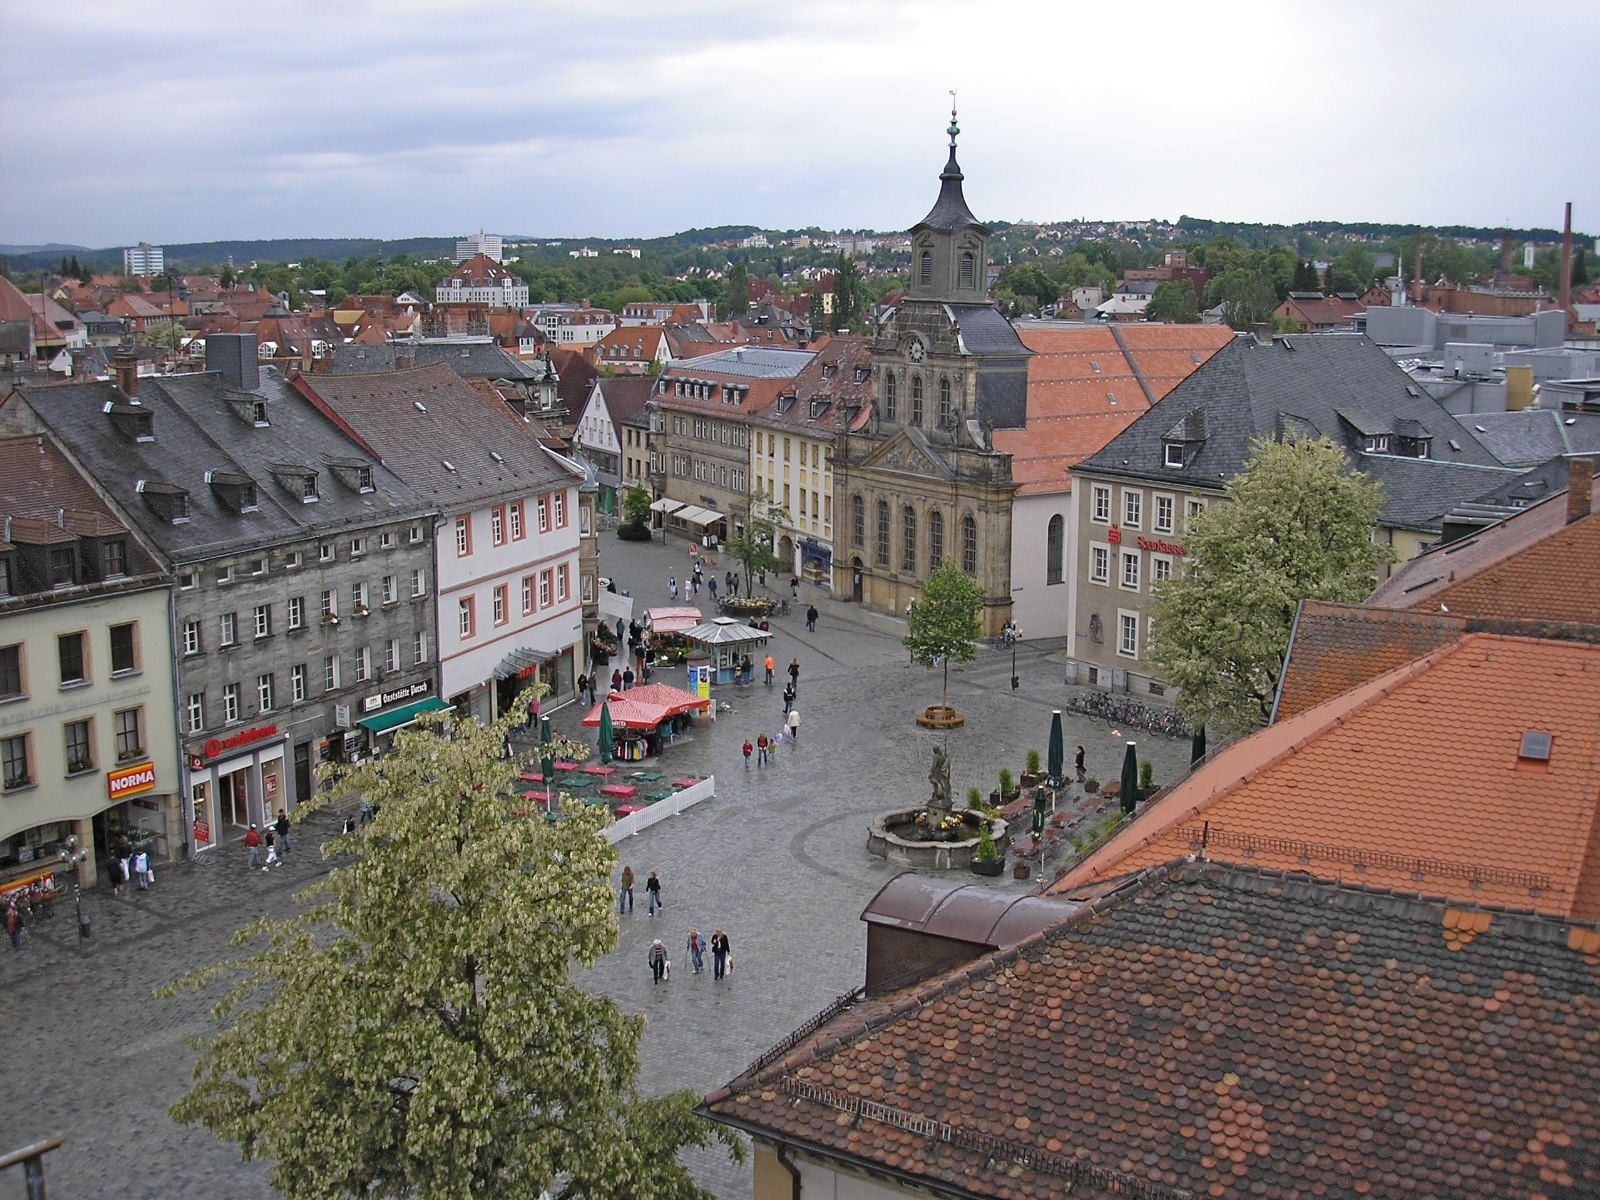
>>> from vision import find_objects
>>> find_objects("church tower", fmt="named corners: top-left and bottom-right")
top-left (832, 106), bottom-right (1028, 636)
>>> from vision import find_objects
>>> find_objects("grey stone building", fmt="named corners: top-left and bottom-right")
top-left (0, 337), bottom-right (439, 852)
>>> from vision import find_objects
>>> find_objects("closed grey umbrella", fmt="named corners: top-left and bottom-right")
top-left (1047, 709), bottom-right (1065, 789)
top-left (1120, 741), bottom-right (1140, 817)
top-left (1190, 725), bottom-right (1207, 769)
top-left (540, 715), bottom-right (557, 817)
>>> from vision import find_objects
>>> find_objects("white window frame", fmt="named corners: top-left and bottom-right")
top-left (1091, 485), bottom-right (1111, 525)
top-left (291, 665), bottom-right (306, 705)
top-left (382, 575), bottom-right (396, 605)
top-left (1151, 553), bottom-right (1174, 587)
top-left (1089, 543), bottom-right (1110, 586)
top-left (556, 564), bottom-right (569, 602)
top-left (1164, 442), bottom-right (1184, 469)
top-left (253, 605), bottom-right (271, 640)
top-left (522, 577), bottom-right (533, 615)
top-left (454, 516), bottom-right (470, 557)
top-left (491, 508), bottom-right (504, 546)
top-left (385, 639), bottom-right (399, 674)
top-left (458, 599), bottom-right (473, 638)
top-left (323, 655), bottom-right (339, 692)
top-left (288, 596), bottom-right (304, 630)
top-left (413, 632), bottom-right (428, 665)
top-left (1117, 610), bottom-right (1140, 659)
top-left (1122, 489), bottom-right (1143, 530)
top-left (1185, 497), bottom-right (1205, 533)
top-left (257, 673), bottom-right (274, 713)
top-left (182, 620), bottom-right (201, 655)
top-left (1153, 493), bottom-right (1175, 535)
top-left (219, 612), bottom-right (237, 647)
top-left (354, 647), bottom-right (370, 683)
top-left (186, 692), bottom-right (204, 734)
top-left (411, 568), bottom-right (426, 597)
top-left (1120, 550), bottom-right (1141, 591)
top-left (223, 683), bottom-right (241, 724)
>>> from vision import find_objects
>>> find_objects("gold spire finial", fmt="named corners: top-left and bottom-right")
top-left (947, 90), bottom-right (959, 147)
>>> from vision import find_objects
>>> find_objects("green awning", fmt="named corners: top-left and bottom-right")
top-left (358, 697), bottom-right (450, 735)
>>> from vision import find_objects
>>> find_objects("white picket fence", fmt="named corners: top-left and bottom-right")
top-left (602, 776), bottom-right (717, 843)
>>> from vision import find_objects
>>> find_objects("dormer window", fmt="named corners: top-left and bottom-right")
top-left (252, 400), bottom-right (269, 426)
top-left (138, 481), bottom-right (190, 524)
top-left (1164, 442), bottom-right (1185, 468)
top-left (105, 402), bottom-right (154, 442)
top-left (271, 463), bottom-right (319, 502)
top-left (1362, 435), bottom-right (1390, 454)
top-left (325, 459), bottom-right (375, 494)
top-left (206, 470), bottom-right (259, 514)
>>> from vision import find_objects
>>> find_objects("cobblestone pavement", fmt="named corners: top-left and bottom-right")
top-left (0, 530), bottom-right (1194, 1199)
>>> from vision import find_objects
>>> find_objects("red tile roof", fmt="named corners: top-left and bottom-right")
top-left (1274, 292), bottom-right (1365, 330)
top-left (706, 860), bottom-right (1600, 1200)
top-left (1367, 478), bottom-right (1600, 622)
top-left (1053, 632), bottom-right (1600, 918)
top-left (1274, 600), bottom-right (1468, 721)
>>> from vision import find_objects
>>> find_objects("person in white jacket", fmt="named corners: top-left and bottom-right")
top-left (785, 707), bottom-right (800, 746)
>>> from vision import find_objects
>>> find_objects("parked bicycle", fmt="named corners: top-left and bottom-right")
top-left (1063, 691), bottom-right (1192, 739)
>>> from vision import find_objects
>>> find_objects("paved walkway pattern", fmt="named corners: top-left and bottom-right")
top-left (0, 531), bottom-right (1194, 1199)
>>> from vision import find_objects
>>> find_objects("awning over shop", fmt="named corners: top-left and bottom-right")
top-left (645, 606), bottom-right (704, 634)
top-left (358, 697), bottom-right (451, 735)
top-left (800, 539), bottom-right (832, 564)
top-left (493, 642), bottom-right (567, 680)
top-left (649, 497), bottom-right (684, 514)
top-left (682, 506), bottom-right (724, 527)
top-left (598, 590), bottom-right (634, 622)
top-left (673, 504), bottom-right (711, 523)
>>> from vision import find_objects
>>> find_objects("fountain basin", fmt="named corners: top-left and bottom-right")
top-left (867, 809), bottom-right (1010, 870)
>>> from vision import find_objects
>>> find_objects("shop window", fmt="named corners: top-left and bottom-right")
top-left (58, 631), bottom-right (86, 685)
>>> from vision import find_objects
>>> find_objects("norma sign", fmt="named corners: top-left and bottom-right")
top-left (1136, 536), bottom-right (1188, 556)
top-left (108, 761), bottom-right (157, 801)
top-left (362, 678), bottom-right (433, 714)
top-left (201, 724), bottom-right (279, 760)
top-left (1106, 524), bottom-right (1122, 546)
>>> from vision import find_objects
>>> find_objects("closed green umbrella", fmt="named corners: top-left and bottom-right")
top-left (598, 702), bottom-right (615, 766)
top-left (1047, 709), bottom-right (1065, 789)
top-left (1190, 725), bottom-right (1207, 769)
top-left (540, 715), bottom-right (557, 817)
top-left (1119, 741), bottom-right (1140, 817)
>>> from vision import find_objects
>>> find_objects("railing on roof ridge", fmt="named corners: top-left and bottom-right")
top-left (1176, 824), bottom-right (1552, 891)
top-left (779, 1079), bottom-right (1195, 1200)
top-left (744, 987), bottom-right (865, 1077)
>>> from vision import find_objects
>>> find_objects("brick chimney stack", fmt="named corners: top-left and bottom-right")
top-left (113, 348), bottom-right (139, 399)
top-left (1560, 202), bottom-right (1574, 332)
top-left (1568, 457), bottom-right (1595, 525)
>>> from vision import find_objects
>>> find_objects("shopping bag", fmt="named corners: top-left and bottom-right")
top-left (726, 955), bottom-right (734, 976)
top-left (665, 960), bottom-right (672, 978)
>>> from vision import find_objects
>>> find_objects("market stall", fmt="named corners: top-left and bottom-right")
top-left (580, 684), bottom-right (712, 761)
top-left (683, 617), bottom-right (772, 685)
top-left (643, 606), bottom-right (703, 667)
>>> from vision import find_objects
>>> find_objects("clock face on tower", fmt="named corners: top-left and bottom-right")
top-left (907, 337), bottom-right (925, 364)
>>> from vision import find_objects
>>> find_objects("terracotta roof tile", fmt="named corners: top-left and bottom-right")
top-left (705, 861), bottom-right (1600, 1200)
top-left (1274, 600), bottom-right (1468, 720)
top-left (1053, 633), bottom-right (1600, 919)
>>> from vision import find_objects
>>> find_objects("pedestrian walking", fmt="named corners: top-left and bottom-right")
top-left (805, 604), bottom-right (819, 632)
top-left (758, 570), bottom-right (767, 590)
top-left (244, 823), bottom-right (263, 869)
top-left (710, 929), bottom-right (731, 980)
top-left (648, 939), bottom-right (668, 985)
top-left (1075, 745), bottom-right (1086, 783)
top-left (622, 666), bottom-right (635, 691)
top-left (764, 655), bottom-right (775, 686)
top-left (708, 577), bottom-right (718, 601)
top-left (117, 840), bottom-right (133, 893)
top-left (262, 829), bottom-right (279, 870)
top-left (611, 668), bottom-right (623, 693)
top-left (743, 739), bottom-right (753, 769)
top-left (645, 870), bottom-right (663, 916)
top-left (616, 618), bottom-right (626, 644)
top-left (782, 682), bottom-right (795, 715)
top-left (730, 574), bottom-right (740, 597)
top-left (786, 707), bottom-right (800, 745)
top-left (619, 865), bottom-right (635, 914)
top-left (132, 848), bottom-right (150, 890)
top-left (577, 672), bottom-right (590, 706)
top-left (790, 575), bottom-right (800, 598)
top-left (107, 853), bottom-right (125, 895)
top-left (6, 903), bottom-right (23, 953)
top-left (669, 575), bottom-right (678, 600)
top-left (788, 658), bottom-right (800, 688)
top-left (756, 732), bottom-right (770, 766)
top-left (687, 928), bottom-right (706, 974)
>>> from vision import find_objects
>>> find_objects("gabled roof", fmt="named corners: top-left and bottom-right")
top-left (1075, 334), bottom-right (1512, 531)
top-left (0, 434), bottom-right (160, 581)
top-left (1276, 292), bottom-right (1365, 328)
top-left (706, 860), bottom-right (1600, 1200)
top-left (1053, 633), bottom-right (1600, 918)
top-left (1367, 467), bottom-right (1600, 620)
top-left (295, 363), bottom-right (579, 506)
top-left (750, 338), bottom-right (873, 435)
top-left (1273, 600), bottom-right (1468, 720)
top-left (327, 341), bottom-right (545, 382)
top-left (1460, 408), bottom-right (1600, 469)
top-left (442, 252), bottom-right (524, 289)
top-left (583, 376), bottom-right (655, 431)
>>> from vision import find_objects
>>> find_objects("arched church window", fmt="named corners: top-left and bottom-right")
top-left (960, 252), bottom-right (976, 289)
top-left (876, 501), bottom-right (890, 567)
top-left (919, 252), bottom-right (932, 287)
top-left (851, 494), bottom-right (864, 547)
top-left (902, 507), bottom-right (917, 573)
top-left (938, 377), bottom-right (952, 427)
top-left (884, 371), bottom-right (897, 421)
top-left (1047, 514), bottom-right (1064, 584)
top-left (962, 514), bottom-right (978, 575)
top-left (929, 510), bottom-right (945, 570)
top-left (911, 375), bottom-right (924, 426)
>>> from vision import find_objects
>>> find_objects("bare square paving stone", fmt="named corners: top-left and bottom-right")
top-left (1, 531), bottom-right (1193, 1199)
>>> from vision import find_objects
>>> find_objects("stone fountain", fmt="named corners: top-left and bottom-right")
top-left (867, 744), bottom-right (1010, 870)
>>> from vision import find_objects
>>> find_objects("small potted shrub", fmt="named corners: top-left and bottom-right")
top-left (1020, 749), bottom-right (1042, 788)
top-left (970, 823), bottom-right (1004, 876)
top-left (998, 768), bottom-right (1019, 803)
top-left (1084, 777), bottom-right (1101, 795)
top-left (1139, 760), bottom-right (1155, 799)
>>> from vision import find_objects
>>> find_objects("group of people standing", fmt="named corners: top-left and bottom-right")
top-left (242, 809), bottom-right (293, 871)
top-left (105, 837), bottom-right (155, 893)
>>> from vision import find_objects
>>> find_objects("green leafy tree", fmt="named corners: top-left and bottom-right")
top-left (831, 253), bottom-right (864, 332)
top-left (723, 261), bottom-right (749, 318)
top-left (219, 266), bottom-right (235, 290)
top-left (1150, 437), bottom-right (1395, 736)
top-left (725, 488), bottom-right (788, 593)
top-left (142, 318), bottom-right (185, 351)
top-left (904, 561), bottom-right (985, 713)
top-left (1290, 260), bottom-right (1320, 292)
top-left (1325, 247), bottom-right (1376, 295)
top-left (1206, 267), bottom-right (1280, 330)
top-left (619, 483), bottom-right (652, 537)
top-left (163, 694), bottom-right (739, 1199)
top-left (1147, 280), bottom-right (1200, 324)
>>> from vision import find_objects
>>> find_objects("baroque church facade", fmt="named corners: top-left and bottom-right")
top-left (831, 114), bottom-right (1029, 636)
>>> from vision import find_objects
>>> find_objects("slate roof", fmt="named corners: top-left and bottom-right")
top-left (1053, 632), bottom-right (1600, 919)
top-left (5, 370), bottom-right (430, 563)
top-left (705, 860), bottom-right (1600, 1200)
top-left (326, 341), bottom-right (544, 381)
top-left (1367, 470), bottom-right (1600, 621)
top-left (914, 146), bottom-right (983, 232)
top-left (582, 376), bottom-right (655, 432)
top-left (946, 303), bottom-right (1027, 356)
top-left (1075, 334), bottom-right (1512, 532)
top-left (664, 345), bottom-right (812, 380)
top-left (750, 338), bottom-right (873, 437)
top-left (1462, 408), bottom-right (1600, 468)
top-left (295, 364), bottom-right (579, 508)
top-left (1468, 450), bottom-right (1600, 508)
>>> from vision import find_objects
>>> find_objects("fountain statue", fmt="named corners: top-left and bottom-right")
top-left (928, 743), bottom-right (953, 822)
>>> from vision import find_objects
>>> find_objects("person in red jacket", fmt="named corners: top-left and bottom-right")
top-left (243, 824), bottom-right (263, 869)
top-left (742, 739), bottom-right (753, 769)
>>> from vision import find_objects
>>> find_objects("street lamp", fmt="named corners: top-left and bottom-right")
top-left (56, 835), bottom-right (90, 940)
top-left (1007, 621), bottom-right (1021, 691)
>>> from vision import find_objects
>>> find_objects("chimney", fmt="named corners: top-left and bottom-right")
top-left (113, 348), bottom-right (139, 398)
top-left (1499, 236), bottom-right (1514, 273)
top-left (1567, 457), bottom-right (1594, 525)
top-left (1413, 231), bottom-right (1424, 307)
top-left (1560, 202), bottom-right (1574, 332)
top-left (206, 332), bottom-right (261, 390)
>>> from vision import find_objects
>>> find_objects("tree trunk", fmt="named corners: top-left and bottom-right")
top-left (941, 658), bottom-right (949, 711)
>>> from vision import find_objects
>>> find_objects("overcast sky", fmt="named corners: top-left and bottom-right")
top-left (2, 0), bottom-right (1596, 248)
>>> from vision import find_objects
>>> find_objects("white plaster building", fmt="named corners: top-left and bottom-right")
top-left (435, 254), bottom-right (529, 308)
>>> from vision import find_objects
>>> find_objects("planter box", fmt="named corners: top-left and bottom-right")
top-left (1012, 863), bottom-right (1031, 880)
top-left (1020, 772), bottom-right (1042, 789)
top-left (970, 857), bottom-right (1005, 877)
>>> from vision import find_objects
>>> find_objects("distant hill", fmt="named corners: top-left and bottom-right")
top-left (0, 237), bottom-right (457, 272)
top-left (0, 242), bottom-right (92, 255)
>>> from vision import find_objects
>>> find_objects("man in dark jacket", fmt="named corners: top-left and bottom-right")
top-left (274, 809), bottom-right (292, 855)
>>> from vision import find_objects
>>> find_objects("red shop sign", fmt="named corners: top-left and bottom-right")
top-left (1106, 524), bottom-right (1122, 546)
top-left (1136, 535), bottom-right (1188, 556)
top-left (201, 723), bottom-right (279, 760)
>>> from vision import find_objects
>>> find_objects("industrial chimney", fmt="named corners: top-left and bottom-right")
top-left (1560, 202), bottom-right (1574, 333)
